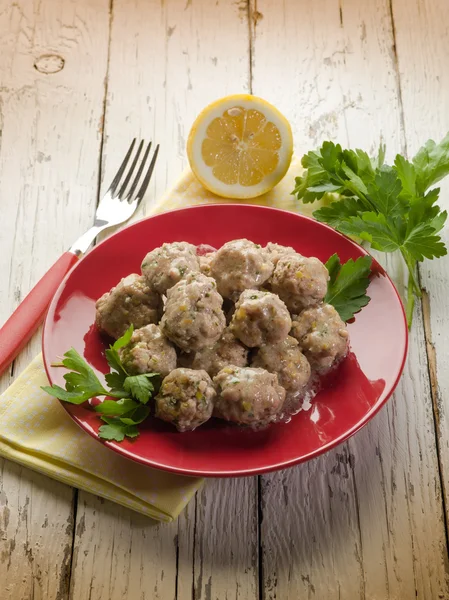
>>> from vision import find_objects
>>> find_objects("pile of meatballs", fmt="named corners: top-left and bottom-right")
top-left (95, 240), bottom-right (349, 432)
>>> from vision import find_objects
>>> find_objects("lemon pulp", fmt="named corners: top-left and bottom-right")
top-left (201, 106), bottom-right (282, 187)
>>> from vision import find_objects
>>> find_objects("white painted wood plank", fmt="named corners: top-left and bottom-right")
top-left (391, 0), bottom-right (449, 593)
top-left (0, 461), bottom-right (75, 600)
top-left (69, 493), bottom-right (179, 600)
top-left (0, 0), bottom-right (111, 598)
top-left (251, 0), bottom-right (449, 597)
top-left (192, 478), bottom-right (259, 600)
top-left (175, 494), bottom-right (196, 600)
top-left (260, 450), bottom-right (365, 599)
top-left (70, 2), bottom-right (257, 599)
top-left (338, 1), bottom-right (449, 597)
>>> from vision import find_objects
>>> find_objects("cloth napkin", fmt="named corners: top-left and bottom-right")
top-left (0, 155), bottom-right (317, 522)
top-left (0, 355), bottom-right (201, 522)
top-left (146, 156), bottom-right (313, 217)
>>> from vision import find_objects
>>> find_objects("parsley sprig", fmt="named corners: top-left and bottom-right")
top-left (325, 254), bottom-right (372, 322)
top-left (293, 133), bottom-right (449, 327)
top-left (42, 326), bottom-right (160, 442)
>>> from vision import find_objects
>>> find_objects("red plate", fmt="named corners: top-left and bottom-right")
top-left (42, 204), bottom-right (408, 477)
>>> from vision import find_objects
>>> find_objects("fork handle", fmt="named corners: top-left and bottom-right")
top-left (0, 251), bottom-right (79, 376)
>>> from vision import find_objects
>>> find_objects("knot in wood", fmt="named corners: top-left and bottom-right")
top-left (34, 54), bottom-right (65, 74)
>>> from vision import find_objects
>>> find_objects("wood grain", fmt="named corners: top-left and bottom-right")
top-left (251, 0), bottom-right (449, 597)
top-left (0, 461), bottom-right (75, 600)
top-left (191, 478), bottom-right (259, 600)
top-left (69, 494), bottom-right (179, 600)
top-left (176, 495), bottom-right (196, 600)
top-left (0, 1), bottom-right (110, 598)
top-left (1, 0), bottom-right (449, 598)
top-left (69, 2), bottom-right (258, 599)
top-left (392, 0), bottom-right (449, 547)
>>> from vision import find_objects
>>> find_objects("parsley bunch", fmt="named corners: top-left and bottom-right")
top-left (42, 326), bottom-right (159, 442)
top-left (293, 134), bottom-right (449, 326)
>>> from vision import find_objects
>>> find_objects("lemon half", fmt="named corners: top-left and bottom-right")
top-left (187, 94), bottom-right (293, 199)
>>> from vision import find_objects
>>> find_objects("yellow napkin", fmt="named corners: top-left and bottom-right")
top-left (0, 155), bottom-right (317, 522)
top-left (147, 155), bottom-right (313, 216)
top-left (0, 355), bottom-right (202, 522)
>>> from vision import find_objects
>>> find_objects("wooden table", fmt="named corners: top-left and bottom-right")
top-left (1, 0), bottom-right (449, 598)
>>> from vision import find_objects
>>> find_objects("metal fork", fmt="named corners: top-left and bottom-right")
top-left (0, 139), bottom-right (159, 375)
top-left (70, 139), bottom-right (159, 255)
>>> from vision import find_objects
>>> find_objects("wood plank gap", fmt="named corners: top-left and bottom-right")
top-left (422, 288), bottom-right (449, 554)
top-left (388, 0), bottom-right (408, 155)
top-left (174, 530), bottom-right (180, 600)
top-left (248, 4), bottom-right (261, 597)
top-left (257, 476), bottom-right (264, 600)
top-left (247, 0), bottom-right (254, 94)
top-left (402, 470), bottom-right (420, 598)
top-left (348, 441), bottom-right (367, 600)
top-left (191, 493), bottom-right (198, 600)
top-left (64, 489), bottom-right (79, 598)
top-left (95, 0), bottom-right (115, 209)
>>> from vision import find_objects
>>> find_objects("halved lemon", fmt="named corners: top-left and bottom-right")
top-left (187, 94), bottom-right (293, 199)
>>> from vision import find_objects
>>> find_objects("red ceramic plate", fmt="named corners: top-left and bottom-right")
top-left (42, 204), bottom-right (408, 477)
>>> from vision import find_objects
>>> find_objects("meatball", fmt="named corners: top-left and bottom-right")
top-left (95, 274), bottom-right (160, 339)
top-left (141, 242), bottom-right (200, 294)
top-left (271, 255), bottom-right (329, 313)
top-left (213, 366), bottom-right (286, 426)
top-left (265, 242), bottom-right (298, 266)
top-left (230, 289), bottom-right (291, 347)
top-left (184, 329), bottom-right (248, 376)
top-left (291, 303), bottom-right (349, 372)
top-left (252, 336), bottom-right (311, 395)
top-left (161, 273), bottom-right (226, 352)
top-left (118, 324), bottom-right (176, 376)
top-left (210, 239), bottom-right (274, 300)
top-left (198, 252), bottom-right (216, 277)
top-left (155, 368), bottom-right (216, 432)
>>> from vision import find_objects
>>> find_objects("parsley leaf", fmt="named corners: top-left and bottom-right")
top-left (123, 374), bottom-right (158, 404)
top-left (98, 417), bottom-right (140, 442)
top-left (98, 423), bottom-right (127, 441)
top-left (293, 134), bottom-right (449, 327)
top-left (337, 212), bottom-right (402, 253)
top-left (325, 254), bottom-right (372, 322)
top-left (104, 325), bottom-right (134, 385)
top-left (42, 348), bottom-right (109, 404)
top-left (394, 155), bottom-right (416, 198)
top-left (98, 413), bottom-right (145, 441)
top-left (313, 198), bottom-right (366, 229)
top-left (324, 253), bottom-right (341, 282)
top-left (123, 426), bottom-right (140, 438)
top-left (118, 404), bottom-right (151, 425)
top-left (94, 398), bottom-right (139, 416)
top-left (366, 169), bottom-right (405, 217)
top-left (412, 132), bottom-right (449, 194)
top-left (104, 371), bottom-right (128, 394)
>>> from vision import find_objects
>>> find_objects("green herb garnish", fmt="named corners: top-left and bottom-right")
top-left (42, 326), bottom-right (159, 441)
top-left (292, 134), bottom-right (449, 327)
top-left (325, 254), bottom-right (372, 322)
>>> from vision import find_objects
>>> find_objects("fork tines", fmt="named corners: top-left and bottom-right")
top-left (108, 139), bottom-right (160, 203)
